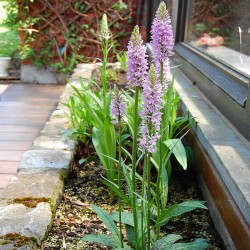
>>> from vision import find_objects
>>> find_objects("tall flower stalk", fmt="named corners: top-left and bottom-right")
top-left (151, 2), bottom-right (174, 89)
top-left (110, 85), bottom-right (127, 248)
top-left (126, 25), bottom-right (148, 249)
top-left (151, 2), bottom-right (175, 237)
top-left (151, 2), bottom-right (174, 138)
top-left (140, 64), bottom-right (162, 249)
top-left (100, 13), bottom-right (111, 114)
top-left (139, 64), bottom-right (162, 154)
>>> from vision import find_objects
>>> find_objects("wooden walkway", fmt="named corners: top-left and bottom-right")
top-left (0, 84), bottom-right (65, 196)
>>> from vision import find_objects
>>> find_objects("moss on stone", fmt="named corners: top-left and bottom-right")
top-left (11, 196), bottom-right (50, 208)
top-left (0, 233), bottom-right (37, 248)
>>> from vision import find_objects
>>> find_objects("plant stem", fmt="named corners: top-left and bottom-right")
top-left (132, 86), bottom-right (140, 249)
top-left (156, 61), bottom-right (164, 238)
top-left (141, 152), bottom-right (147, 248)
top-left (101, 39), bottom-right (108, 113)
top-left (146, 150), bottom-right (151, 250)
top-left (118, 122), bottom-right (124, 248)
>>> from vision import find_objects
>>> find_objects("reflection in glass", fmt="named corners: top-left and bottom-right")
top-left (186, 0), bottom-right (250, 76)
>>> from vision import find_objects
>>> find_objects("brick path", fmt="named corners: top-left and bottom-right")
top-left (0, 84), bottom-right (65, 196)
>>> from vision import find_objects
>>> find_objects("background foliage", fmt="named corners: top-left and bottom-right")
top-left (9, 0), bottom-right (136, 73)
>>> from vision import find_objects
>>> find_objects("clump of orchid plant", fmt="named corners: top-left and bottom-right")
top-left (79, 2), bottom-right (209, 249)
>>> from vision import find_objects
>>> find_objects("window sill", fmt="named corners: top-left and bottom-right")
top-left (188, 42), bottom-right (250, 77)
top-left (171, 65), bottom-right (250, 249)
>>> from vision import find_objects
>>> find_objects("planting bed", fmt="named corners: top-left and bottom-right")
top-left (43, 142), bottom-right (224, 250)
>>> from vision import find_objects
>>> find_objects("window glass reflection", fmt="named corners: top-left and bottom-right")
top-left (186, 0), bottom-right (250, 76)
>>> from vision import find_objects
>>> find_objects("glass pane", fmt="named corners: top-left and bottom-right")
top-left (186, 0), bottom-right (250, 77)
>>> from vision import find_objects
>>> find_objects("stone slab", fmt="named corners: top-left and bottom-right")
top-left (32, 136), bottom-right (74, 151)
top-left (2, 169), bottom-right (66, 208)
top-left (40, 121), bottom-right (70, 136)
top-left (21, 65), bottom-right (65, 84)
top-left (18, 150), bottom-right (72, 170)
top-left (0, 245), bottom-right (34, 250)
top-left (0, 201), bottom-right (52, 245)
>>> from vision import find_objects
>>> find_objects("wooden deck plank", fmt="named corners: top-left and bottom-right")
top-left (0, 83), bottom-right (65, 192)
top-left (0, 162), bottom-right (19, 174)
top-left (0, 141), bottom-right (33, 150)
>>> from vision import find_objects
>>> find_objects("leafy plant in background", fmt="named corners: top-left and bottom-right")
top-left (64, 14), bottom-right (119, 199)
top-left (116, 50), bottom-right (128, 72)
top-left (3, 0), bottom-right (133, 75)
top-left (0, 0), bottom-right (20, 57)
top-left (80, 2), bottom-right (209, 249)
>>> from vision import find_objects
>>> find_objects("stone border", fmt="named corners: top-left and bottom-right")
top-left (0, 64), bottom-right (95, 249)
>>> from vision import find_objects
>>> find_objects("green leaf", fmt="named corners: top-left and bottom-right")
top-left (113, 248), bottom-right (133, 250)
top-left (91, 205), bottom-right (121, 243)
top-left (121, 134), bottom-right (130, 143)
top-left (92, 122), bottom-right (116, 182)
top-left (79, 158), bottom-right (87, 165)
top-left (110, 211), bottom-right (135, 227)
top-left (111, 211), bottom-right (144, 246)
top-left (153, 234), bottom-right (209, 249)
top-left (170, 238), bottom-right (209, 249)
top-left (81, 234), bottom-right (119, 248)
top-left (163, 139), bottom-right (187, 170)
top-left (121, 163), bottom-right (133, 198)
top-left (152, 234), bottom-right (182, 249)
top-left (160, 166), bottom-right (169, 211)
top-left (157, 200), bottom-right (207, 226)
top-left (125, 224), bottom-right (136, 248)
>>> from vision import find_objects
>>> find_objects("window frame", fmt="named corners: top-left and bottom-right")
top-left (170, 0), bottom-right (250, 140)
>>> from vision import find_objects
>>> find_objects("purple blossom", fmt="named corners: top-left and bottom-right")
top-left (139, 64), bottom-right (163, 153)
top-left (151, 2), bottom-right (174, 89)
top-left (126, 25), bottom-right (148, 88)
top-left (110, 86), bottom-right (127, 125)
top-left (151, 2), bottom-right (174, 62)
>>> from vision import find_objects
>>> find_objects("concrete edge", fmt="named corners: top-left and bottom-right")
top-left (0, 63), bottom-right (97, 249)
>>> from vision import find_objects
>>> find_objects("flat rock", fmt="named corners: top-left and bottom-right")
top-left (0, 202), bottom-right (52, 245)
top-left (32, 136), bottom-right (74, 151)
top-left (40, 121), bottom-right (70, 136)
top-left (2, 169), bottom-right (65, 208)
top-left (0, 241), bottom-right (35, 250)
top-left (19, 150), bottom-right (72, 170)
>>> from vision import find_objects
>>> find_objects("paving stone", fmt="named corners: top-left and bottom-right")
top-left (0, 201), bottom-right (52, 245)
top-left (0, 243), bottom-right (14, 250)
top-left (32, 135), bottom-right (74, 151)
top-left (72, 64), bottom-right (97, 79)
top-left (18, 150), bottom-right (72, 170)
top-left (40, 121), bottom-right (70, 136)
top-left (2, 169), bottom-right (66, 208)
top-left (49, 110), bottom-right (69, 122)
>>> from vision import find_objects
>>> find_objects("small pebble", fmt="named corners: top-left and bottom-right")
top-left (67, 232), bottom-right (75, 237)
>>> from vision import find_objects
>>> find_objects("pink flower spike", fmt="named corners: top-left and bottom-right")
top-left (126, 25), bottom-right (148, 88)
